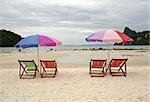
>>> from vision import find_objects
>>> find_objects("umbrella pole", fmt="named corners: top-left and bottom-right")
top-left (108, 49), bottom-right (109, 64)
top-left (37, 46), bottom-right (40, 67)
top-left (37, 47), bottom-right (41, 72)
top-left (106, 48), bottom-right (110, 72)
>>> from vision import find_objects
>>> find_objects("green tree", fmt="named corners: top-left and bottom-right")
top-left (0, 29), bottom-right (22, 47)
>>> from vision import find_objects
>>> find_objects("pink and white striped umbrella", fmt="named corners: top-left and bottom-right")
top-left (86, 29), bottom-right (133, 43)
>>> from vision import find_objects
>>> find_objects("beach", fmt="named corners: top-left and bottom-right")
top-left (0, 49), bottom-right (150, 102)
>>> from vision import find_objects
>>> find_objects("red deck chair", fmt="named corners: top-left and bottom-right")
top-left (40, 60), bottom-right (58, 78)
top-left (89, 59), bottom-right (107, 77)
top-left (108, 58), bottom-right (128, 77)
top-left (18, 60), bottom-right (39, 79)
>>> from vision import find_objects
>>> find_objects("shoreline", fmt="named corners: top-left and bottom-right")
top-left (0, 46), bottom-right (150, 53)
top-left (0, 50), bottom-right (149, 69)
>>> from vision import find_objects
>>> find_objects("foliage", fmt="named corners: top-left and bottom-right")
top-left (123, 27), bottom-right (150, 45)
top-left (0, 29), bottom-right (22, 47)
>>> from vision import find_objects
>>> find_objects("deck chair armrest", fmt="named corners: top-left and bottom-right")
top-left (120, 61), bottom-right (127, 67)
top-left (104, 61), bottom-right (107, 67)
top-left (40, 63), bottom-right (45, 68)
top-left (89, 61), bottom-right (92, 68)
top-left (54, 62), bottom-right (57, 67)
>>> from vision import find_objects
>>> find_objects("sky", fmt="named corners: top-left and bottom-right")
top-left (0, 0), bottom-right (149, 45)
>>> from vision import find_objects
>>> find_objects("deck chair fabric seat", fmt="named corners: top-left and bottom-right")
top-left (108, 58), bottom-right (128, 77)
top-left (42, 61), bottom-right (56, 68)
top-left (91, 60), bottom-right (106, 68)
top-left (23, 62), bottom-right (37, 71)
top-left (18, 60), bottom-right (39, 79)
top-left (89, 59), bottom-right (107, 77)
top-left (40, 60), bottom-right (58, 78)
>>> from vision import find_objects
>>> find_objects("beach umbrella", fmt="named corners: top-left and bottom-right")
top-left (15, 34), bottom-right (62, 66)
top-left (86, 29), bottom-right (133, 62)
top-left (86, 29), bottom-right (133, 43)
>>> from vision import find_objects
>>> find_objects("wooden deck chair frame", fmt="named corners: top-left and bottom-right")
top-left (18, 60), bottom-right (39, 79)
top-left (89, 59), bottom-right (107, 77)
top-left (107, 58), bottom-right (128, 77)
top-left (40, 60), bottom-right (58, 78)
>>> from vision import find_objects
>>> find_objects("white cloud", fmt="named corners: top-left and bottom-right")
top-left (0, 0), bottom-right (149, 45)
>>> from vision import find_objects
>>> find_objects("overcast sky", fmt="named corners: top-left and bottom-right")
top-left (0, 0), bottom-right (149, 45)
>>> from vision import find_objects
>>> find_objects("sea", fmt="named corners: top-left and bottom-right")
top-left (0, 45), bottom-right (150, 53)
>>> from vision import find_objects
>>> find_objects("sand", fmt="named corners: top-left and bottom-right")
top-left (0, 50), bottom-right (150, 102)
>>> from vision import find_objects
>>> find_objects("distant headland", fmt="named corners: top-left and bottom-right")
top-left (115, 27), bottom-right (150, 45)
top-left (0, 27), bottom-right (149, 47)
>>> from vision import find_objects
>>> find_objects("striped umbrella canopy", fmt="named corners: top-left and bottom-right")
top-left (86, 29), bottom-right (133, 43)
top-left (16, 34), bottom-right (61, 48)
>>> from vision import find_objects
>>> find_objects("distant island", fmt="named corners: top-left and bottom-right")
top-left (0, 27), bottom-right (150, 47)
top-left (117, 27), bottom-right (150, 45)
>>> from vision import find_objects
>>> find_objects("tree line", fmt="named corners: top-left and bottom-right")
top-left (0, 29), bottom-right (22, 47)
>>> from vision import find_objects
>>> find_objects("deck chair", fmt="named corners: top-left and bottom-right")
top-left (107, 58), bottom-right (128, 77)
top-left (18, 60), bottom-right (39, 79)
top-left (89, 59), bottom-right (107, 77)
top-left (40, 60), bottom-right (58, 78)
